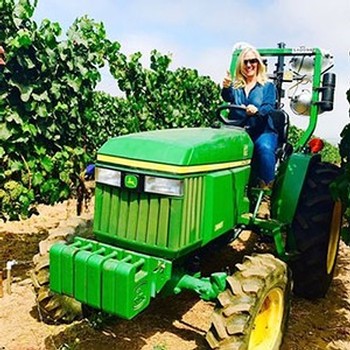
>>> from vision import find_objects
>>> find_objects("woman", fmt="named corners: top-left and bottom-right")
top-left (221, 46), bottom-right (277, 188)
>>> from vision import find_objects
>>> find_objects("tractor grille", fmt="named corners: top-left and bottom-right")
top-left (94, 177), bottom-right (203, 253)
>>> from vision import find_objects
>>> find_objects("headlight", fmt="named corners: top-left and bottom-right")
top-left (290, 89), bottom-right (312, 116)
top-left (95, 168), bottom-right (121, 187)
top-left (145, 176), bottom-right (183, 196)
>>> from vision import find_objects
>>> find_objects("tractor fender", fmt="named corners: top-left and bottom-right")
top-left (271, 153), bottom-right (319, 224)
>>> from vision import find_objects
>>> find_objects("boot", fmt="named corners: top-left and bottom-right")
top-left (259, 180), bottom-right (274, 191)
top-left (257, 180), bottom-right (274, 219)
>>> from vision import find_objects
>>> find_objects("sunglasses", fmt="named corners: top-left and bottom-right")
top-left (243, 58), bottom-right (259, 65)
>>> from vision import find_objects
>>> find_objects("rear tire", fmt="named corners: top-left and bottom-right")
top-left (289, 161), bottom-right (342, 299)
top-left (206, 254), bottom-right (291, 349)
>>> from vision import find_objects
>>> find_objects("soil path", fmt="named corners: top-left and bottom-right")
top-left (0, 200), bottom-right (349, 350)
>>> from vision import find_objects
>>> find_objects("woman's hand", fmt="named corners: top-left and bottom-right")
top-left (222, 70), bottom-right (232, 88)
top-left (246, 104), bottom-right (258, 115)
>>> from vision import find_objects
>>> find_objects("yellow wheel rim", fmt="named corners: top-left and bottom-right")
top-left (327, 201), bottom-right (342, 274)
top-left (248, 287), bottom-right (284, 350)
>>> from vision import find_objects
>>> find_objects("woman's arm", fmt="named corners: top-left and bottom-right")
top-left (259, 82), bottom-right (277, 116)
top-left (221, 86), bottom-right (235, 102)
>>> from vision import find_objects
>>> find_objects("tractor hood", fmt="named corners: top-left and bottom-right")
top-left (97, 127), bottom-right (253, 173)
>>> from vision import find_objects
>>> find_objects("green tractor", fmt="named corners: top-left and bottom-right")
top-left (32, 44), bottom-right (344, 349)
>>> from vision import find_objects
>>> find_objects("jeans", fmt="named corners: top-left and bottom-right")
top-left (252, 132), bottom-right (278, 184)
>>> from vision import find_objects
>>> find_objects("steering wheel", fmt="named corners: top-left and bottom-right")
top-left (216, 104), bottom-right (248, 127)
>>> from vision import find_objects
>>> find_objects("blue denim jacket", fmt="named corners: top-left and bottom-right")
top-left (221, 81), bottom-right (277, 135)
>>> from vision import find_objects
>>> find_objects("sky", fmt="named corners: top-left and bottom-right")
top-left (33, 0), bottom-right (350, 144)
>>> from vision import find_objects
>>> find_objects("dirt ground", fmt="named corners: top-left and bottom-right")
top-left (0, 199), bottom-right (349, 350)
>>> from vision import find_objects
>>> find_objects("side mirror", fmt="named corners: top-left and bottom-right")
top-left (319, 72), bottom-right (336, 112)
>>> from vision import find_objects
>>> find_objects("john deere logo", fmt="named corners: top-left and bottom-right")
top-left (124, 174), bottom-right (138, 189)
top-left (133, 282), bottom-right (148, 311)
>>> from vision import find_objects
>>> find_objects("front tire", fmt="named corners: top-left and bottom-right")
top-left (289, 161), bottom-right (342, 299)
top-left (31, 244), bottom-right (82, 324)
top-left (206, 254), bottom-right (291, 349)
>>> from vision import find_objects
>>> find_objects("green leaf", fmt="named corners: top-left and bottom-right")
top-left (34, 145), bottom-right (46, 156)
top-left (67, 76), bottom-right (81, 92)
top-left (50, 82), bottom-right (61, 99)
top-left (10, 29), bottom-right (32, 49)
top-left (7, 111), bottom-right (23, 124)
top-left (51, 21), bottom-right (62, 36)
top-left (73, 147), bottom-right (84, 156)
top-left (59, 186), bottom-right (71, 199)
top-left (9, 160), bottom-right (23, 172)
top-left (59, 171), bottom-right (70, 183)
top-left (14, 0), bottom-right (38, 20)
top-left (0, 123), bottom-right (11, 141)
top-left (41, 155), bottom-right (53, 172)
top-left (20, 85), bottom-right (33, 102)
top-left (8, 80), bottom-right (34, 102)
top-left (22, 122), bottom-right (37, 136)
top-left (37, 104), bottom-right (48, 118)
top-left (55, 102), bottom-right (68, 112)
top-left (23, 56), bottom-right (35, 69)
top-left (32, 172), bottom-right (44, 187)
top-left (19, 194), bottom-right (31, 210)
top-left (32, 91), bottom-right (49, 102)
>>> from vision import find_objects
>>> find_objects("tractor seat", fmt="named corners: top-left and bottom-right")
top-left (269, 109), bottom-right (293, 161)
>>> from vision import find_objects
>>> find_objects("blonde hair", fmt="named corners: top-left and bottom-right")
top-left (233, 47), bottom-right (267, 88)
